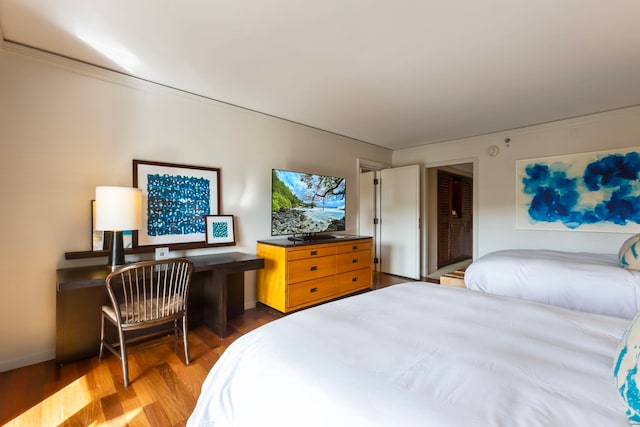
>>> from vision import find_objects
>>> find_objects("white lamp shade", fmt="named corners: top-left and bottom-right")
top-left (95, 186), bottom-right (142, 231)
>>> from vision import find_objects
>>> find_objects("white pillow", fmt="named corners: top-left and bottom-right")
top-left (614, 312), bottom-right (640, 425)
top-left (619, 234), bottom-right (640, 270)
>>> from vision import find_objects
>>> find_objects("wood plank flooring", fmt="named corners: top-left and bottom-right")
top-left (0, 273), bottom-right (412, 426)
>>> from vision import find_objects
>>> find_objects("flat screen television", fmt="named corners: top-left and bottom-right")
top-left (271, 168), bottom-right (346, 240)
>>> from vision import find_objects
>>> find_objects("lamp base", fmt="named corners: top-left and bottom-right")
top-left (106, 231), bottom-right (125, 268)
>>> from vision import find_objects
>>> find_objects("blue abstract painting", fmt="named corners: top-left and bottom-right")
top-left (211, 221), bottom-right (228, 238)
top-left (147, 173), bottom-right (211, 236)
top-left (516, 148), bottom-right (640, 232)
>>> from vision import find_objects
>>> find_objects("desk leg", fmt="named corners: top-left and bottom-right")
top-left (202, 271), bottom-right (246, 338)
top-left (226, 272), bottom-right (245, 318)
top-left (202, 270), bottom-right (226, 337)
top-left (56, 286), bottom-right (112, 364)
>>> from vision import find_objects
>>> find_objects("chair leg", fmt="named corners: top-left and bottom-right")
top-left (183, 315), bottom-right (190, 365)
top-left (117, 328), bottom-right (130, 387)
top-left (173, 319), bottom-right (179, 355)
top-left (98, 312), bottom-right (105, 361)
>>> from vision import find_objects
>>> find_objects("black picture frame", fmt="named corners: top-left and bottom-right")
top-left (205, 215), bottom-right (236, 246)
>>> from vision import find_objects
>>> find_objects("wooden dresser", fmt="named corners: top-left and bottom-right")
top-left (256, 236), bottom-right (373, 313)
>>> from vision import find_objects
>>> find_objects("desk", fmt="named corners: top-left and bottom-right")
top-left (56, 252), bottom-right (264, 364)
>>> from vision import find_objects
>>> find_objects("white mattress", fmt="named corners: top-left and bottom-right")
top-left (188, 282), bottom-right (630, 427)
top-left (464, 249), bottom-right (640, 319)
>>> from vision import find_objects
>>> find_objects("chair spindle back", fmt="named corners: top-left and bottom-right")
top-left (106, 259), bottom-right (193, 325)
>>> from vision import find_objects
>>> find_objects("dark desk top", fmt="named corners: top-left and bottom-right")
top-left (56, 252), bottom-right (264, 291)
top-left (257, 235), bottom-right (372, 248)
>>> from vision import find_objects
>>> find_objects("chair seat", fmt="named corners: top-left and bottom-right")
top-left (102, 295), bottom-right (185, 327)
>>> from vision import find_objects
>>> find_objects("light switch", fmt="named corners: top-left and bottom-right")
top-left (155, 247), bottom-right (169, 260)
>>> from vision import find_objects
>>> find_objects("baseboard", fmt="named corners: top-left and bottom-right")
top-left (0, 350), bottom-right (55, 373)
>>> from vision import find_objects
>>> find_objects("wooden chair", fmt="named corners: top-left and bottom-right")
top-left (99, 258), bottom-right (194, 387)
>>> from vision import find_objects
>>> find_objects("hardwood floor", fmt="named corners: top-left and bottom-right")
top-left (0, 272), bottom-right (413, 426)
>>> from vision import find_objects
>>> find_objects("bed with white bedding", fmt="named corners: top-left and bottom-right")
top-left (188, 282), bottom-right (631, 427)
top-left (464, 249), bottom-right (640, 319)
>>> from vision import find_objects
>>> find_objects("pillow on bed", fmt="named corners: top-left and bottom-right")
top-left (614, 312), bottom-right (640, 424)
top-left (619, 234), bottom-right (640, 270)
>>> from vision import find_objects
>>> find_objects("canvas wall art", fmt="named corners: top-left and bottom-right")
top-left (133, 160), bottom-right (221, 248)
top-left (516, 147), bottom-right (640, 232)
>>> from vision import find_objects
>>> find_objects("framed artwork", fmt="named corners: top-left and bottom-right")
top-left (123, 231), bottom-right (133, 249)
top-left (516, 147), bottom-right (640, 232)
top-left (205, 215), bottom-right (236, 245)
top-left (133, 160), bottom-right (221, 248)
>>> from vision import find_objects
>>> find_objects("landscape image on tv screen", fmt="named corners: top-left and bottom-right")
top-left (272, 169), bottom-right (346, 236)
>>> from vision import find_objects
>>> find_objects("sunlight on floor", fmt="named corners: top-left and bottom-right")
top-left (115, 408), bottom-right (144, 426)
top-left (5, 375), bottom-right (93, 426)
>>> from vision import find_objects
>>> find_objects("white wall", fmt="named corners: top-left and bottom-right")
top-left (393, 106), bottom-right (640, 258)
top-left (4, 41), bottom-right (639, 373)
top-left (0, 46), bottom-right (392, 371)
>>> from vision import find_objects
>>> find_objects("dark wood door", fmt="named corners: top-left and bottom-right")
top-left (437, 170), bottom-right (472, 268)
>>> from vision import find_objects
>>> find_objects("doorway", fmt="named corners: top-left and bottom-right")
top-left (426, 163), bottom-right (474, 279)
top-left (436, 169), bottom-right (472, 268)
top-left (358, 159), bottom-right (388, 274)
top-left (358, 159), bottom-right (475, 281)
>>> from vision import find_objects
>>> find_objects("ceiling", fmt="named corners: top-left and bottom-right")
top-left (1, 1), bottom-right (639, 150)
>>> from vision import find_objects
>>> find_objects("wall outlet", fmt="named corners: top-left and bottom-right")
top-left (155, 247), bottom-right (170, 260)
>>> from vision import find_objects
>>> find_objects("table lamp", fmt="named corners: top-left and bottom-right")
top-left (95, 186), bottom-right (142, 268)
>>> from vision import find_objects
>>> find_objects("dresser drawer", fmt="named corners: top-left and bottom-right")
top-left (288, 276), bottom-right (335, 308)
top-left (288, 256), bottom-right (336, 284)
top-left (336, 249), bottom-right (372, 273)
top-left (336, 240), bottom-right (372, 254)
top-left (336, 267), bottom-right (372, 294)
top-left (288, 245), bottom-right (336, 261)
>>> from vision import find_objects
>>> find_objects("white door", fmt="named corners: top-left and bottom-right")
top-left (359, 171), bottom-right (376, 237)
top-left (380, 165), bottom-right (421, 279)
top-left (358, 170), bottom-right (380, 271)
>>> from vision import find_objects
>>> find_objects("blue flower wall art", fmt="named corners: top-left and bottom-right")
top-left (516, 148), bottom-right (640, 232)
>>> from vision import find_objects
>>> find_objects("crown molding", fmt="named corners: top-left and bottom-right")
top-left (1, 40), bottom-right (152, 91)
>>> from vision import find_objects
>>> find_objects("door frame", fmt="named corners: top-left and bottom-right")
top-left (358, 156), bottom-right (479, 278)
top-left (357, 158), bottom-right (390, 273)
top-left (424, 157), bottom-right (479, 276)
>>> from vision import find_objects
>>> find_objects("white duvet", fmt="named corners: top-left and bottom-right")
top-left (465, 249), bottom-right (640, 319)
top-left (188, 282), bottom-right (630, 427)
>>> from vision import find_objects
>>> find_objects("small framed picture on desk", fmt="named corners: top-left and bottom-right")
top-left (205, 215), bottom-right (236, 246)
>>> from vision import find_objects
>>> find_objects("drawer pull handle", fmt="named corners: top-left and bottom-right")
top-left (352, 245), bottom-right (358, 250)
top-left (352, 258), bottom-right (358, 264)
top-left (310, 266), bottom-right (318, 271)
top-left (310, 250), bottom-right (318, 256)
top-left (352, 277), bottom-right (358, 282)
top-left (310, 287), bottom-right (318, 293)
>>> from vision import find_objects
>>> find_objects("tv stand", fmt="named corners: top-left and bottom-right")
top-left (256, 236), bottom-right (373, 313)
